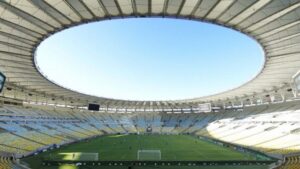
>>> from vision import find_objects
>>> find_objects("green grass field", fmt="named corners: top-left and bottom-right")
top-left (22, 134), bottom-right (271, 169)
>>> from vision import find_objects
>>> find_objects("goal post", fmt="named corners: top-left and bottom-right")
top-left (137, 150), bottom-right (161, 161)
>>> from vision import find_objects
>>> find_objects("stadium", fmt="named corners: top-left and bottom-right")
top-left (1, 0), bottom-right (300, 169)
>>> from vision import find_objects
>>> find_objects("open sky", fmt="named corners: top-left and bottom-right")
top-left (36, 18), bottom-right (264, 101)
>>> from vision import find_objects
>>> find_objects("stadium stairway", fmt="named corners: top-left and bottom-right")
top-left (0, 156), bottom-right (26, 169)
top-left (277, 155), bottom-right (300, 169)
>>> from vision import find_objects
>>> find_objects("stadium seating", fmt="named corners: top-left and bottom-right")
top-left (1, 101), bottom-right (300, 160)
top-left (199, 102), bottom-right (300, 154)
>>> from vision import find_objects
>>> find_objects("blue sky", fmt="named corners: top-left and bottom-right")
top-left (36, 18), bottom-right (264, 101)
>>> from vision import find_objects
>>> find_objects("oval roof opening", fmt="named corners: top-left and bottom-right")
top-left (36, 18), bottom-right (264, 101)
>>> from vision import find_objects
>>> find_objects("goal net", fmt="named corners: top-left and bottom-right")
top-left (137, 150), bottom-right (161, 161)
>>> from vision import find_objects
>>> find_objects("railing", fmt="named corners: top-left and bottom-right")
top-left (42, 160), bottom-right (277, 167)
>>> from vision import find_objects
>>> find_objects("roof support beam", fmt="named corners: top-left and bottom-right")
top-left (148, 0), bottom-right (152, 15)
top-left (0, 18), bottom-right (42, 38)
top-left (97, 0), bottom-right (111, 18)
top-left (0, 1), bottom-right (55, 31)
top-left (0, 31), bottom-right (36, 45)
top-left (189, 0), bottom-right (202, 18)
top-left (131, 0), bottom-right (137, 16)
top-left (0, 41), bottom-right (32, 51)
top-left (247, 2), bottom-right (300, 31)
top-left (30, 0), bottom-right (72, 25)
top-left (0, 50), bottom-right (31, 59)
top-left (228, 0), bottom-right (272, 25)
top-left (114, 0), bottom-right (124, 17)
top-left (163, 0), bottom-right (169, 16)
top-left (176, 0), bottom-right (185, 16)
top-left (64, 0), bottom-right (95, 19)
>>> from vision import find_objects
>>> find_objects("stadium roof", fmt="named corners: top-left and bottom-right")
top-left (0, 0), bottom-right (300, 109)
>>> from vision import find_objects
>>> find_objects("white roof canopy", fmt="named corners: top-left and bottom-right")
top-left (0, 0), bottom-right (300, 109)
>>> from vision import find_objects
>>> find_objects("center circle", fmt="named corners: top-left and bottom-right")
top-left (36, 18), bottom-right (264, 101)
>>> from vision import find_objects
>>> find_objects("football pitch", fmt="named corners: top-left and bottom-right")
top-left (22, 134), bottom-right (272, 169)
